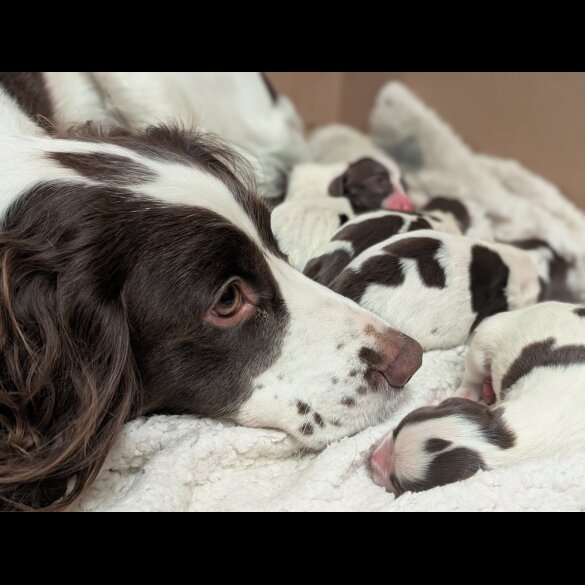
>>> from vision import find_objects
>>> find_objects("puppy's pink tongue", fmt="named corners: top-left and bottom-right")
top-left (482, 379), bottom-right (496, 405)
top-left (382, 190), bottom-right (415, 212)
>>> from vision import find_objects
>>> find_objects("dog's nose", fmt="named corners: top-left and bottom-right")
top-left (375, 329), bottom-right (423, 388)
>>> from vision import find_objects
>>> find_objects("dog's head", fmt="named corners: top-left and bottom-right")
top-left (369, 398), bottom-right (515, 495)
top-left (0, 125), bottom-right (423, 509)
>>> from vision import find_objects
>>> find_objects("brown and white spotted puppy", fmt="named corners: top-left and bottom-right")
top-left (328, 157), bottom-right (412, 214)
top-left (285, 156), bottom-right (411, 216)
top-left (308, 123), bottom-right (414, 212)
top-left (0, 73), bottom-right (423, 510)
top-left (303, 202), bottom-right (464, 287)
top-left (324, 230), bottom-right (540, 350)
top-left (370, 302), bottom-right (585, 495)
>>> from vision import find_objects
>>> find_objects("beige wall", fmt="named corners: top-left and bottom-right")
top-left (267, 72), bottom-right (585, 208)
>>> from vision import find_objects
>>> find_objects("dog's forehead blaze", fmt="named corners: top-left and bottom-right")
top-left (49, 124), bottom-right (284, 260)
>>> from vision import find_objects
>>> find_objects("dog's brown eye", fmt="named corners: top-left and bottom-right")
top-left (214, 283), bottom-right (241, 317)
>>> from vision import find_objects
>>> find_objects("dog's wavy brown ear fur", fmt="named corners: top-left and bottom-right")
top-left (0, 188), bottom-right (141, 511)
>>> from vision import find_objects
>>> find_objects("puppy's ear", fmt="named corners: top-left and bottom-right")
top-left (304, 249), bottom-right (352, 286)
top-left (329, 173), bottom-right (346, 197)
top-left (0, 232), bottom-right (140, 511)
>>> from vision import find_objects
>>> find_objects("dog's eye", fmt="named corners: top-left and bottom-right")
top-left (213, 283), bottom-right (242, 317)
top-left (206, 279), bottom-right (258, 328)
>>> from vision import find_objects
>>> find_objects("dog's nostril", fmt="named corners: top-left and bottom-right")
top-left (358, 346), bottom-right (382, 367)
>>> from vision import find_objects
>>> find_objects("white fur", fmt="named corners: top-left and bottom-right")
top-left (271, 196), bottom-right (355, 270)
top-left (43, 72), bottom-right (115, 131)
top-left (309, 123), bottom-right (402, 180)
top-left (87, 72), bottom-right (308, 197)
top-left (285, 161), bottom-right (348, 200)
top-left (0, 88), bottom-right (46, 137)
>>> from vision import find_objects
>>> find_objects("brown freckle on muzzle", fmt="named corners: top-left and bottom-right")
top-left (299, 422), bottom-right (314, 436)
top-left (341, 397), bottom-right (356, 407)
top-left (349, 369), bottom-right (358, 377)
top-left (297, 400), bottom-right (311, 415)
top-left (356, 385), bottom-right (367, 395)
top-left (313, 413), bottom-right (324, 427)
top-left (363, 368), bottom-right (382, 391)
top-left (331, 376), bottom-right (339, 385)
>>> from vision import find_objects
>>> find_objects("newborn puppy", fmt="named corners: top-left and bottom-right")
top-left (309, 123), bottom-right (414, 213)
top-left (303, 200), bottom-right (464, 286)
top-left (370, 301), bottom-right (585, 495)
top-left (325, 230), bottom-right (540, 350)
top-left (329, 158), bottom-right (413, 213)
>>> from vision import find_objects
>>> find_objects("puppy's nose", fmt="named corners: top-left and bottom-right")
top-left (370, 437), bottom-right (395, 489)
top-left (373, 329), bottom-right (423, 388)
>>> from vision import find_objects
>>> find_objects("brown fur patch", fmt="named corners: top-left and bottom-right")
top-left (501, 337), bottom-right (585, 399)
top-left (49, 151), bottom-right (156, 185)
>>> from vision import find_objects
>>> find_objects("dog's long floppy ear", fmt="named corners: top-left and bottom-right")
top-left (0, 220), bottom-right (140, 511)
top-left (329, 172), bottom-right (346, 197)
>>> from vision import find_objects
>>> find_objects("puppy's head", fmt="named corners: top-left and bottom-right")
top-left (422, 196), bottom-right (471, 234)
top-left (369, 398), bottom-right (515, 495)
top-left (0, 125), bottom-right (423, 509)
top-left (329, 157), bottom-right (412, 214)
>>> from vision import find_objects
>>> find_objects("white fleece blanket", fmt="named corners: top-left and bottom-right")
top-left (75, 83), bottom-right (585, 512)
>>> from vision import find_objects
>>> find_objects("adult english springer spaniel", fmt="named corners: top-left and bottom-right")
top-left (0, 73), bottom-right (422, 510)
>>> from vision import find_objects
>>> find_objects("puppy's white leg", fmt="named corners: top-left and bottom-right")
top-left (455, 319), bottom-right (500, 402)
top-left (455, 345), bottom-right (490, 402)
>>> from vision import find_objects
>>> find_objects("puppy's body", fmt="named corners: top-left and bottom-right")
top-left (271, 196), bottom-right (354, 270)
top-left (303, 206), bottom-right (462, 287)
top-left (322, 229), bottom-right (540, 350)
top-left (370, 302), bottom-right (585, 495)
top-left (274, 161), bottom-right (424, 272)
top-left (0, 73), bottom-right (423, 510)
